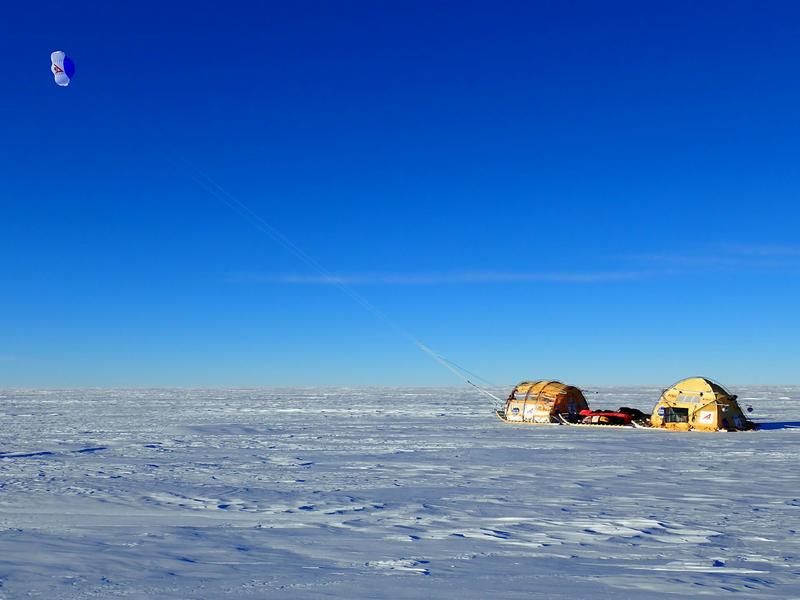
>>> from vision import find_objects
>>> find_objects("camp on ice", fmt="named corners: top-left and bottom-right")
top-left (496, 376), bottom-right (756, 432)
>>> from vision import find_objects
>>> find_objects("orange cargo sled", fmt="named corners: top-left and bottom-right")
top-left (495, 380), bottom-right (588, 424)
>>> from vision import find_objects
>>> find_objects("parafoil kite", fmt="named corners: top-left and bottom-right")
top-left (50, 51), bottom-right (75, 86)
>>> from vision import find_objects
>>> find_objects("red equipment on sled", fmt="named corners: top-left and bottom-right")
top-left (578, 409), bottom-right (633, 425)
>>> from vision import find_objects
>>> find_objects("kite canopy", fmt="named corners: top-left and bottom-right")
top-left (51, 51), bottom-right (75, 86)
top-left (500, 380), bottom-right (588, 424)
top-left (650, 377), bottom-right (754, 431)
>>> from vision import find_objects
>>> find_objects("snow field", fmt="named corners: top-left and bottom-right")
top-left (0, 387), bottom-right (798, 598)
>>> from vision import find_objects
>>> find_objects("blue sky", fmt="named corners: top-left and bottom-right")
top-left (2, 1), bottom-right (799, 386)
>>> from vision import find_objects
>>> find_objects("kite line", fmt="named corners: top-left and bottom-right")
top-left (180, 160), bottom-right (503, 406)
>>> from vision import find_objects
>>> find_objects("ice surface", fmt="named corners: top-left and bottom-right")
top-left (0, 386), bottom-right (798, 599)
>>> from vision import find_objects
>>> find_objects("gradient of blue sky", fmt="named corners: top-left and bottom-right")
top-left (2, 1), bottom-right (799, 386)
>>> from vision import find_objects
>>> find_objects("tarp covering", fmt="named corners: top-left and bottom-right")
top-left (502, 380), bottom-right (589, 424)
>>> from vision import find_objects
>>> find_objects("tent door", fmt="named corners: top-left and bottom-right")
top-left (663, 407), bottom-right (689, 423)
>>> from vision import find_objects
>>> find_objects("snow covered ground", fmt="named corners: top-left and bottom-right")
top-left (1, 386), bottom-right (798, 599)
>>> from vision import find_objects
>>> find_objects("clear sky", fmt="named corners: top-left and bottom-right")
top-left (2, 1), bottom-right (799, 387)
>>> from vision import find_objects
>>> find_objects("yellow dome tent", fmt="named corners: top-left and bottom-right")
top-left (497, 380), bottom-right (588, 424)
top-left (650, 377), bottom-right (755, 432)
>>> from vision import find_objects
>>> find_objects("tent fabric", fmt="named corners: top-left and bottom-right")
top-left (501, 380), bottom-right (589, 424)
top-left (650, 376), bottom-right (754, 432)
